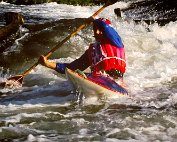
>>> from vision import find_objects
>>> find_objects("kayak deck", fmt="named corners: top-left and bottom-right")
top-left (66, 68), bottom-right (128, 97)
top-left (86, 74), bottom-right (128, 95)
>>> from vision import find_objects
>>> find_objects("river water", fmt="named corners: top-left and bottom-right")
top-left (0, 1), bottom-right (177, 142)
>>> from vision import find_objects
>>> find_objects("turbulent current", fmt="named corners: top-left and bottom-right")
top-left (0, 1), bottom-right (177, 141)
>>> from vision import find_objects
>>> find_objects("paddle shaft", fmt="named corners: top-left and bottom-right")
top-left (19, 0), bottom-right (116, 77)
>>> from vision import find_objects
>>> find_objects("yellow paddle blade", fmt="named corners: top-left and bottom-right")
top-left (0, 75), bottom-right (23, 89)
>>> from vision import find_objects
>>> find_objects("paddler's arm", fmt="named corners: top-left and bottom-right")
top-left (39, 50), bottom-right (90, 74)
top-left (64, 50), bottom-right (90, 72)
top-left (38, 55), bottom-right (66, 73)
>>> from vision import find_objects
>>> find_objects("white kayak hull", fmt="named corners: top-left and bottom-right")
top-left (66, 68), bottom-right (128, 98)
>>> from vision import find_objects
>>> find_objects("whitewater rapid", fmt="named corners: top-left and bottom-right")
top-left (0, 2), bottom-right (177, 141)
top-left (0, 0), bottom-right (177, 102)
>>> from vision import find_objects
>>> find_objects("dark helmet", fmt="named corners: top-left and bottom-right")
top-left (93, 18), bottom-right (123, 48)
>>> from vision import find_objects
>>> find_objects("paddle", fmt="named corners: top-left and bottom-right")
top-left (0, 0), bottom-right (118, 88)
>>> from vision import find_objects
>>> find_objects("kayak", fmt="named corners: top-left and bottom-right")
top-left (66, 68), bottom-right (128, 98)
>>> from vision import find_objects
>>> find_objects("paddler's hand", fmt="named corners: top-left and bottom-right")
top-left (38, 55), bottom-right (48, 67)
top-left (38, 55), bottom-right (56, 70)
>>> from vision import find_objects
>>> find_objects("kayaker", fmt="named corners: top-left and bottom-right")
top-left (39, 17), bottom-right (126, 86)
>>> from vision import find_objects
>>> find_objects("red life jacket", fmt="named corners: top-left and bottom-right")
top-left (88, 41), bottom-right (126, 75)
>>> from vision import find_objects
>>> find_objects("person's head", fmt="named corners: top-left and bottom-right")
top-left (93, 18), bottom-right (124, 48)
top-left (93, 23), bottom-right (103, 41)
top-left (93, 18), bottom-right (111, 42)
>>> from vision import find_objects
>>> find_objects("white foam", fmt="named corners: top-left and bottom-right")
top-left (0, 1), bottom-right (10, 4)
top-left (1, 2), bottom-right (177, 109)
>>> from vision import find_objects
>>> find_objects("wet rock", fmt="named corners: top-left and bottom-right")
top-left (114, 0), bottom-right (177, 26)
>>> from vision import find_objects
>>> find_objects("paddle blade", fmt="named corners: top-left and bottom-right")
top-left (0, 75), bottom-right (23, 89)
top-left (8, 75), bottom-right (24, 84)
